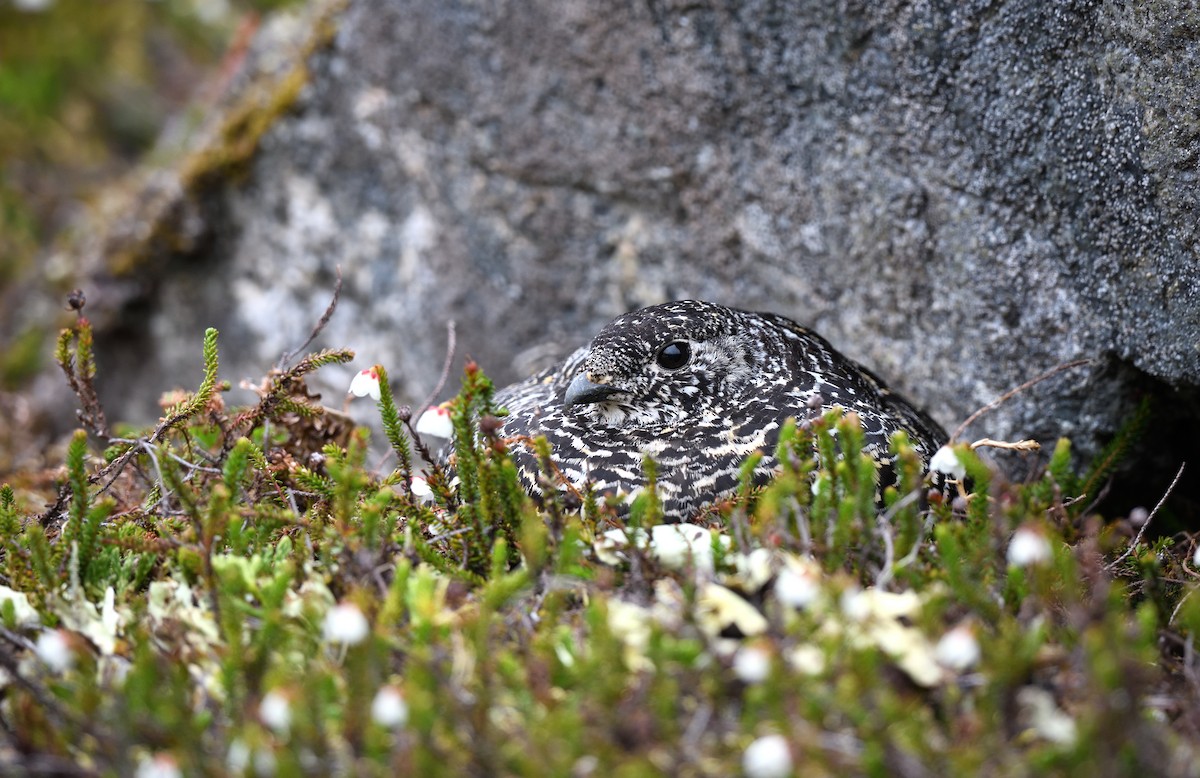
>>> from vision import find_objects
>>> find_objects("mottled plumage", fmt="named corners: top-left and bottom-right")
top-left (493, 300), bottom-right (946, 520)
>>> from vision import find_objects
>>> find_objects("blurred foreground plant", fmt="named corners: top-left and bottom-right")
top-left (0, 315), bottom-right (1196, 777)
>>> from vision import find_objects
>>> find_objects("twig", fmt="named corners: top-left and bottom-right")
top-left (0, 635), bottom-right (114, 759)
top-left (874, 487), bottom-right (924, 587)
top-left (874, 516), bottom-right (896, 589)
top-left (0, 753), bottom-right (99, 778)
top-left (285, 488), bottom-right (303, 519)
top-left (44, 381), bottom-right (218, 523)
top-left (1077, 477), bottom-right (1113, 519)
top-left (161, 450), bottom-right (223, 475)
top-left (402, 417), bottom-right (442, 468)
top-left (880, 487), bottom-right (924, 523)
top-left (970, 438), bottom-right (1041, 453)
top-left (108, 438), bottom-right (220, 475)
top-left (728, 503), bottom-right (752, 556)
top-left (895, 512), bottom-right (937, 572)
top-left (1107, 461), bottom-right (1186, 573)
top-left (792, 496), bottom-right (812, 556)
top-left (1171, 586), bottom-right (1199, 626)
top-left (279, 266), bottom-right (343, 370)
top-left (950, 359), bottom-right (1092, 442)
top-left (138, 441), bottom-right (170, 516)
top-left (416, 320), bottom-right (457, 415)
top-left (681, 702), bottom-right (713, 753)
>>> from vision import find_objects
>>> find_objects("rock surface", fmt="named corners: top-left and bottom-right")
top-left (21, 0), bottom-right (1200, 507)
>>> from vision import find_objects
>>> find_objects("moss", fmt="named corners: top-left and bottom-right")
top-left (0, 326), bottom-right (45, 388)
top-left (0, 0), bottom-right (237, 281)
top-left (106, 3), bottom-right (344, 277)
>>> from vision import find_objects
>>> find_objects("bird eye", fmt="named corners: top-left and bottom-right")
top-left (655, 341), bottom-right (691, 370)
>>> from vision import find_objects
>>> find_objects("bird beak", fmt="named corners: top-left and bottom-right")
top-left (563, 373), bottom-right (625, 408)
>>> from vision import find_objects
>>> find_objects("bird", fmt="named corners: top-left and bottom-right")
top-left (490, 300), bottom-right (946, 521)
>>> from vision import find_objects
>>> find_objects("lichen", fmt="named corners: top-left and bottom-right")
top-left (105, 1), bottom-right (346, 277)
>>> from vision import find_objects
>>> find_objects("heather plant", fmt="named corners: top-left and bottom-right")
top-left (0, 302), bottom-right (1195, 777)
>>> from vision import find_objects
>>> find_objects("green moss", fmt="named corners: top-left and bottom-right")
top-left (108, 4), bottom-right (343, 277)
top-left (0, 0), bottom-right (234, 268)
top-left (0, 325), bottom-right (44, 388)
top-left (0, 0), bottom-right (330, 303)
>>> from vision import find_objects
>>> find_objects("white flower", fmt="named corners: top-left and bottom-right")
top-left (1016, 687), bottom-right (1077, 745)
top-left (774, 563), bottom-right (821, 610)
top-left (1007, 526), bottom-right (1053, 567)
top-left (348, 367), bottom-right (382, 400)
top-left (410, 476), bottom-right (434, 502)
top-left (371, 685), bottom-right (409, 728)
top-left (229, 741), bottom-right (277, 776)
top-left (929, 445), bottom-right (966, 480)
top-left (35, 630), bottom-right (74, 673)
top-left (743, 733), bottom-right (793, 778)
top-left (649, 523), bottom-right (728, 573)
top-left (415, 403), bottom-right (454, 438)
top-left (935, 624), bottom-right (981, 671)
top-left (595, 523), bottom-right (730, 573)
top-left (594, 527), bottom-right (644, 566)
top-left (13, 0), bottom-right (55, 11)
top-left (135, 753), bottom-right (182, 778)
top-left (227, 740), bottom-right (252, 772)
top-left (259, 690), bottom-right (292, 734)
top-left (0, 585), bottom-right (41, 628)
top-left (1193, 543), bottom-right (1200, 569)
top-left (732, 644), bottom-right (772, 684)
top-left (786, 645), bottom-right (825, 676)
top-left (323, 602), bottom-right (370, 645)
top-left (842, 587), bottom-right (923, 623)
top-left (839, 587), bottom-right (871, 622)
top-left (733, 548), bottom-right (776, 590)
top-left (606, 599), bottom-right (653, 671)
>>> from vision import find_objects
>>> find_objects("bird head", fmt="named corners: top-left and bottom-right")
top-left (562, 301), bottom-right (762, 428)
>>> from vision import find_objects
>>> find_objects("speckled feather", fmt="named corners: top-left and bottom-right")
top-left (493, 300), bottom-right (946, 521)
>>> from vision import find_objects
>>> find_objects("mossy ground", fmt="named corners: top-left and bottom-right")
top-left (0, 313), bottom-right (1197, 777)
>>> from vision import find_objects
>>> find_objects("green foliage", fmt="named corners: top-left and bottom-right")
top-left (1078, 396), bottom-right (1152, 508)
top-left (0, 325), bottom-right (1195, 776)
top-left (373, 364), bottom-right (414, 488)
top-left (0, 325), bottom-right (43, 388)
top-left (62, 429), bottom-right (91, 551)
top-left (163, 327), bottom-right (220, 425)
top-left (0, 0), bottom-right (307, 247)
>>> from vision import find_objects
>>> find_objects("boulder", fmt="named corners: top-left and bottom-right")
top-left (24, 0), bottom-right (1200, 512)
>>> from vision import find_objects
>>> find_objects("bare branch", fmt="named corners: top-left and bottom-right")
top-left (950, 359), bottom-right (1092, 442)
top-left (970, 438), bottom-right (1041, 453)
top-left (279, 266), bottom-right (343, 370)
top-left (416, 320), bottom-right (458, 414)
top-left (1107, 461), bottom-right (1186, 573)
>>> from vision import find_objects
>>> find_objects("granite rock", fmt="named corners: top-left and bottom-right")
top-left (26, 0), bottom-right (1200, 508)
